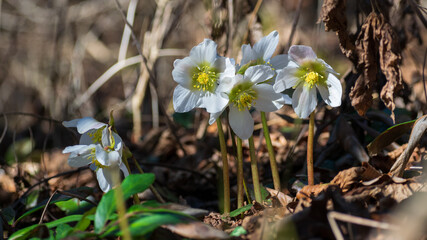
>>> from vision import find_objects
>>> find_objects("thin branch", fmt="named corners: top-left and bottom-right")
top-left (39, 190), bottom-right (58, 224)
top-left (286, 0), bottom-right (303, 50)
top-left (57, 190), bottom-right (98, 206)
top-left (0, 113), bottom-right (8, 145)
top-left (242, 0), bottom-right (263, 44)
top-left (422, 48), bottom-right (427, 108)
top-left (113, 0), bottom-right (187, 155)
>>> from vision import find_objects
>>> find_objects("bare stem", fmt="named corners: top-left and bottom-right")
top-left (112, 170), bottom-right (131, 240)
top-left (217, 119), bottom-right (230, 214)
top-left (236, 137), bottom-right (244, 209)
top-left (260, 112), bottom-right (281, 191)
top-left (307, 112), bottom-right (315, 185)
top-left (248, 136), bottom-right (262, 203)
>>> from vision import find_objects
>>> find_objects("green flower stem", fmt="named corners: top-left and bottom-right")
top-left (121, 157), bottom-right (140, 205)
top-left (260, 112), bottom-right (281, 191)
top-left (216, 119), bottom-right (230, 214)
top-left (307, 112), bottom-right (315, 185)
top-left (236, 137), bottom-right (244, 209)
top-left (112, 169), bottom-right (131, 240)
top-left (248, 136), bottom-right (262, 203)
top-left (131, 156), bottom-right (166, 203)
top-left (243, 176), bottom-right (252, 204)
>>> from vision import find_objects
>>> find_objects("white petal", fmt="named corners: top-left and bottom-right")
top-left (63, 145), bottom-right (94, 167)
top-left (273, 65), bottom-right (299, 92)
top-left (189, 39), bottom-right (217, 64)
top-left (95, 145), bottom-right (109, 166)
top-left (200, 92), bottom-right (229, 113)
top-left (288, 45), bottom-right (317, 64)
top-left (97, 167), bottom-right (118, 192)
top-left (120, 162), bottom-right (129, 177)
top-left (317, 58), bottom-right (339, 75)
top-left (62, 119), bottom-right (79, 128)
top-left (173, 85), bottom-right (201, 112)
top-left (269, 54), bottom-right (289, 70)
top-left (253, 30), bottom-right (279, 61)
top-left (253, 84), bottom-right (284, 112)
top-left (240, 44), bottom-right (255, 66)
top-left (219, 58), bottom-right (236, 79)
top-left (79, 132), bottom-right (94, 145)
top-left (318, 74), bottom-right (342, 107)
top-left (244, 65), bottom-right (275, 84)
top-left (229, 107), bottom-right (254, 140)
top-left (292, 86), bottom-right (317, 119)
top-left (209, 111), bottom-right (223, 125)
top-left (281, 94), bottom-right (292, 105)
top-left (172, 57), bottom-right (196, 89)
top-left (68, 117), bottom-right (106, 134)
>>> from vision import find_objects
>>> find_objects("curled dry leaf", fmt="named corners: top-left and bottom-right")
top-left (163, 222), bottom-right (229, 240)
top-left (330, 163), bottom-right (381, 193)
top-left (266, 187), bottom-right (294, 207)
top-left (296, 184), bottom-right (330, 200)
top-left (321, 0), bottom-right (357, 63)
top-left (350, 12), bottom-right (403, 119)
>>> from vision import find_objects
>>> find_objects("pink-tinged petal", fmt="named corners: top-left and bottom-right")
top-left (292, 86), bottom-right (317, 119)
top-left (172, 57), bottom-right (196, 89)
top-left (97, 167), bottom-right (118, 192)
top-left (273, 64), bottom-right (299, 92)
top-left (173, 85), bottom-right (202, 112)
top-left (240, 44), bottom-right (255, 66)
top-left (253, 30), bottom-right (279, 61)
top-left (201, 93), bottom-right (229, 113)
top-left (189, 39), bottom-right (217, 64)
top-left (229, 107), bottom-right (254, 140)
top-left (317, 74), bottom-right (342, 107)
top-left (270, 54), bottom-right (289, 70)
top-left (245, 65), bottom-right (275, 84)
top-left (253, 84), bottom-right (284, 112)
top-left (289, 45), bottom-right (317, 64)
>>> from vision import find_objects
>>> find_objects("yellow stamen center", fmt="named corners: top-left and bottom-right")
top-left (229, 82), bottom-right (258, 111)
top-left (303, 71), bottom-right (323, 88)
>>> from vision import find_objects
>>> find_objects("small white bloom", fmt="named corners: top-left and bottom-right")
top-left (211, 65), bottom-right (287, 140)
top-left (238, 30), bottom-right (288, 75)
top-left (62, 118), bottom-right (129, 192)
top-left (172, 39), bottom-right (234, 114)
top-left (273, 45), bottom-right (342, 119)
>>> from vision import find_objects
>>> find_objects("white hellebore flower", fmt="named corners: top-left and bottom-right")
top-left (238, 30), bottom-right (288, 75)
top-left (211, 65), bottom-right (287, 140)
top-left (62, 117), bottom-right (129, 192)
top-left (273, 45), bottom-right (342, 119)
top-left (172, 39), bottom-right (234, 114)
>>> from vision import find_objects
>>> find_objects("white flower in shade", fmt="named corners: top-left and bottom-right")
top-left (172, 39), bottom-right (234, 114)
top-left (62, 117), bottom-right (129, 192)
top-left (273, 45), bottom-right (342, 119)
top-left (210, 65), bottom-right (288, 140)
top-left (238, 30), bottom-right (288, 75)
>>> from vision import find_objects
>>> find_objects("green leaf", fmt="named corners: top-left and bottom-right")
top-left (74, 207), bottom-right (96, 231)
top-left (367, 119), bottom-right (416, 155)
top-left (1, 206), bottom-right (15, 225)
top-left (15, 195), bottom-right (71, 224)
top-left (94, 173), bottom-right (155, 233)
top-left (229, 204), bottom-right (253, 217)
top-left (55, 224), bottom-right (73, 240)
top-left (230, 226), bottom-right (247, 237)
top-left (9, 215), bottom-right (82, 240)
top-left (5, 138), bottom-right (35, 165)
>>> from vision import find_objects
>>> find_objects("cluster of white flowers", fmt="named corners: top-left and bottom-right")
top-left (172, 31), bottom-right (342, 139)
top-left (62, 117), bottom-right (129, 192)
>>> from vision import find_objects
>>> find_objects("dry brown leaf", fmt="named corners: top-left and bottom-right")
top-left (350, 12), bottom-right (403, 119)
top-left (265, 187), bottom-right (294, 207)
top-left (330, 167), bottom-right (364, 192)
top-left (361, 162), bottom-right (382, 180)
top-left (163, 222), bottom-right (229, 239)
top-left (296, 184), bottom-right (330, 200)
top-left (321, 0), bottom-right (357, 63)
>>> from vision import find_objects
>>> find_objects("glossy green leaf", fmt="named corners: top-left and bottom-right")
top-left (94, 173), bottom-right (155, 233)
top-left (367, 119), bottom-right (416, 155)
top-left (15, 195), bottom-right (71, 224)
top-left (55, 224), bottom-right (73, 240)
top-left (229, 204), bottom-right (253, 217)
top-left (74, 207), bottom-right (96, 231)
top-left (230, 226), bottom-right (247, 236)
